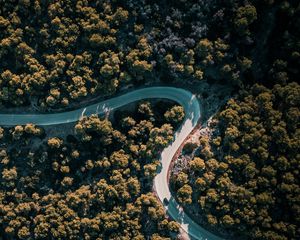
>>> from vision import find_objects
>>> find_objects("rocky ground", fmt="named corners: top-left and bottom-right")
top-left (169, 80), bottom-right (233, 240)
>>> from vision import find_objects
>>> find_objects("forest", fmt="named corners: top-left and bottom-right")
top-left (0, 100), bottom-right (184, 239)
top-left (169, 0), bottom-right (300, 239)
top-left (0, 0), bottom-right (299, 239)
top-left (171, 83), bottom-right (300, 239)
top-left (1, 0), bottom-right (297, 110)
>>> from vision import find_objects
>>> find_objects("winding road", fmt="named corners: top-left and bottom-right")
top-left (0, 87), bottom-right (223, 240)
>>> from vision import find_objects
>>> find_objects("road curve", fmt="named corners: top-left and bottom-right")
top-left (0, 87), bottom-right (223, 240)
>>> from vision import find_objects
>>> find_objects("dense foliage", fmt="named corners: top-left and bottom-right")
top-left (1, 0), bottom-right (298, 109)
top-left (1, 0), bottom-right (299, 239)
top-left (0, 0), bottom-right (144, 108)
top-left (0, 101), bottom-right (184, 239)
top-left (171, 82), bottom-right (300, 239)
top-left (168, 0), bottom-right (300, 239)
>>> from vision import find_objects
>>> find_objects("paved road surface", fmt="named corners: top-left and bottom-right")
top-left (0, 87), bottom-right (223, 240)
